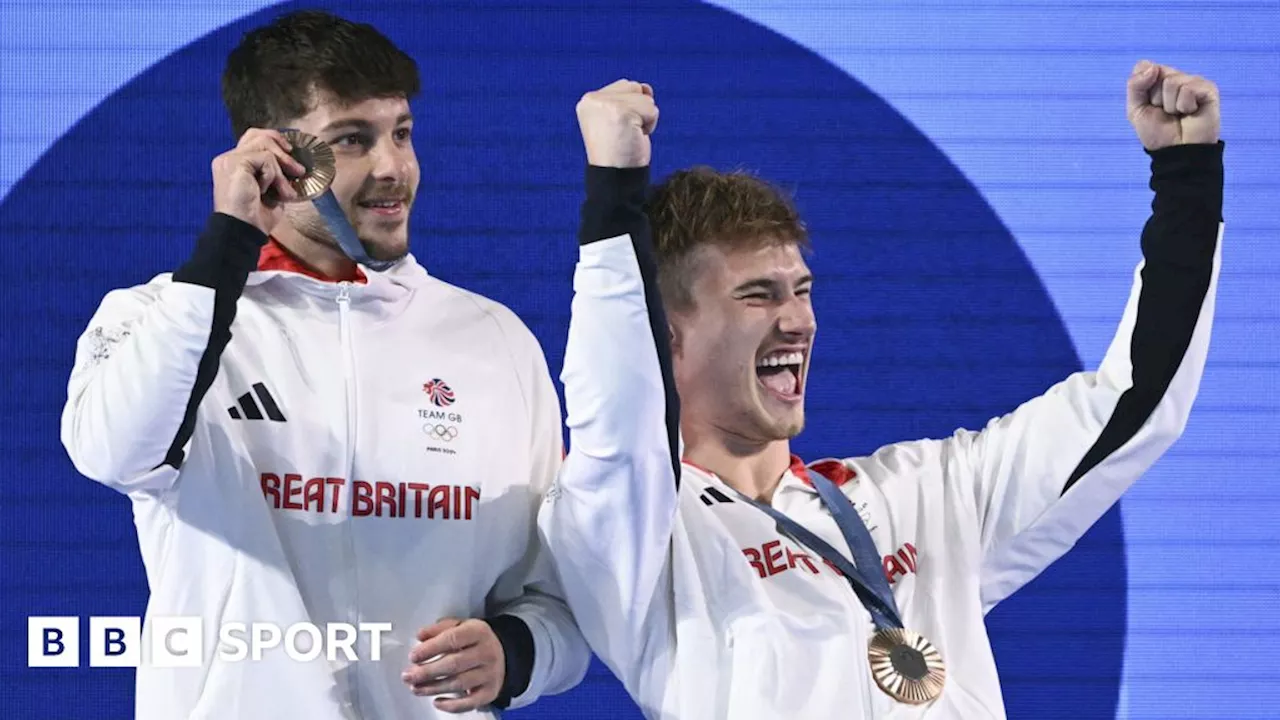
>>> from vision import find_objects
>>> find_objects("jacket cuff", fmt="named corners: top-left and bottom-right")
top-left (172, 212), bottom-right (268, 289)
top-left (1147, 141), bottom-right (1224, 220)
top-left (486, 614), bottom-right (535, 709)
top-left (579, 165), bottom-right (650, 246)
top-left (1143, 141), bottom-right (1224, 269)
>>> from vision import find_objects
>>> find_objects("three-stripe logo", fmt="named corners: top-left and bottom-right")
top-left (227, 383), bottom-right (286, 422)
top-left (699, 487), bottom-right (734, 507)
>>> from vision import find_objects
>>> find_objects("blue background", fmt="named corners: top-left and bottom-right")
top-left (0, 1), bottom-right (1276, 718)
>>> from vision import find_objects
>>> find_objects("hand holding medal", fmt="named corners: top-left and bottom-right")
top-left (210, 128), bottom-right (309, 235)
top-left (210, 127), bottom-right (395, 271)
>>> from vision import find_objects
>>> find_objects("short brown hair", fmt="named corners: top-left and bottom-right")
top-left (221, 10), bottom-right (420, 139)
top-left (647, 166), bottom-right (808, 312)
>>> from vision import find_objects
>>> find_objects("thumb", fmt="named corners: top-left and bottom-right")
top-left (417, 618), bottom-right (462, 642)
top-left (1126, 60), bottom-right (1159, 114)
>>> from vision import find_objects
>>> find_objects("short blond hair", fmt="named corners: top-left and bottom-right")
top-left (647, 166), bottom-right (809, 311)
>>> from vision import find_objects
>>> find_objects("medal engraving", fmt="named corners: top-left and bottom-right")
top-left (279, 129), bottom-right (336, 201)
top-left (868, 628), bottom-right (946, 704)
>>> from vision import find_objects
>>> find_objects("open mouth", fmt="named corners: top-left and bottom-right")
top-left (756, 349), bottom-right (806, 401)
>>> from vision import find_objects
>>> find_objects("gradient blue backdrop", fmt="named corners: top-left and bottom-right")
top-left (1, 2), bottom-right (1276, 718)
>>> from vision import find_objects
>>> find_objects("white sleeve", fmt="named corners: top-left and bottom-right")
top-left (60, 213), bottom-right (266, 493)
top-left (482, 316), bottom-right (591, 708)
top-left (537, 165), bottom-right (680, 702)
top-left (947, 143), bottom-right (1225, 611)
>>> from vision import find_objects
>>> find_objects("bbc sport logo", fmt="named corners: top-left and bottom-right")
top-left (28, 616), bottom-right (392, 667)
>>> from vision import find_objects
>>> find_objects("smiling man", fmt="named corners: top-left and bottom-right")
top-left (540, 66), bottom-right (1223, 719)
top-left (60, 10), bottom-right (588, 719)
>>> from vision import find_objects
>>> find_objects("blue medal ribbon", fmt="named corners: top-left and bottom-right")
top-left (312, 189), bottom-right (395, 272)
top-left (733, 467), bottom-right (903, 631)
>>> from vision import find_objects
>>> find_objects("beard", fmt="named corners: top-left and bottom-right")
top-left (288, 202), bottom-right (411, 263)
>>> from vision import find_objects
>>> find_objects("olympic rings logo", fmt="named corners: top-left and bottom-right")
top-left (423, 424), bottom-right (459, 442)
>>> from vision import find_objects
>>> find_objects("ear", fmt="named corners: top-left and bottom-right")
top-left (668, 320), bottom-right (683, 353)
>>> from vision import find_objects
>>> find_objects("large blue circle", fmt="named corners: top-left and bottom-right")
top-left (0, 3), bottom-right (1124, 717)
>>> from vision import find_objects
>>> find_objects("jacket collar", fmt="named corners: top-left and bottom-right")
top-left (681, 454), bottom-right (856, 493)
top-left (256, 237), bottom-right (368, 283)
top-left (789, 456), bottom-right (856, 489)
top-left (244, 237), bottom-right (429, 301)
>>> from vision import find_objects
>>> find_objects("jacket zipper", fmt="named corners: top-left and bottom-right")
top-left (336, 281), bottom-right (363, 715)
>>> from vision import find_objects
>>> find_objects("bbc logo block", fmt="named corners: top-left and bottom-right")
top-left (90, 616), bottom-right (141, 667)
top-left (28, 617), bottom-right (79, 667)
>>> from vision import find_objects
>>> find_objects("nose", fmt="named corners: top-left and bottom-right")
top-left (369, 136), bottom-right (413, 184)
top-left (778, 295), bottom-right (816, 338)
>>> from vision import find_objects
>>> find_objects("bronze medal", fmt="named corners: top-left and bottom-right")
top-left (868, 628), bottom-right (946, 704)
top-left (278, 128), bottom-right (336, 201)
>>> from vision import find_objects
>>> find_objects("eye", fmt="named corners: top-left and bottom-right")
top-left (334, 132), bottom-right (368, 147)
top-left (394, 127), bottom-right (412, 142)
top-left (796, 286), bottom-right (812, 297)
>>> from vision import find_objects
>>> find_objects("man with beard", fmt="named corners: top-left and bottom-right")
top-left (61, 10), bottom-right (588, 719)
top-left (540, 61), bottom-right (1222, 719)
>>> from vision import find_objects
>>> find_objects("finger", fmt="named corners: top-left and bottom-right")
top-left (263, 154), bottom-right (296, 201)
top-left (410, 624), bottom-right (479, 664)
top-left (403, 648), bottom-right (487, 685)
top-left (244, 152), bottom-right (279, 194)
top-left (639, 82), bottom-right (654, 97)
top-left (412, 666), bottom-right (495, 698)
top-left (643, 105), bottom-right (659, 135)
top-left (245, 151), bottom-right (295, 202)
top-left (402, 658), bottom-right (485, 689)
top-left (1126, 60), bottom-right (1159, 115)
top-left (433, 683), bottom-right (499, 714)
top-left (1183, 78), bottom-right (1219, 110)
top-left (1174, 82), bottom-right (1201, 114)
top-left (416, 618), bottom-right (462, 644)
top-left (601, 78), bottom-right (646, 95)
top-left (238, 127), bottom-right (292, 152)
top-left (616, 94), bottom-right (657, 116)
top-left (263, 144), bottom-right (308, 178)
top-left (1161, 72), bottom-right (1190, 115)
top-left (619, 96), bottom-right (659, 134)
top-left (238, 130), bottom-right (307, 177)
top-left (424, 676), bottom-right (494, 712)
top-left (234, 139), bottom-right (306, 179)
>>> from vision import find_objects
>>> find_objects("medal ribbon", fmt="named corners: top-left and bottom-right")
top-left (733, 468), bottom-right (904, 631)
top-left (312, 185), bottom-right (396, 272)
top-left (279, 127), bottom-right (396, 272)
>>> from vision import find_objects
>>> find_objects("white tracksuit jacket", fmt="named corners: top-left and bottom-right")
top-left (538, 143), bottom-right (1224, 719)
top-left (61, 217), bottom-right (590, 720)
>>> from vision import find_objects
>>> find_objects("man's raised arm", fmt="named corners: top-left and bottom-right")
top-left (943, 62), bottom-right (1224, 609)
top-left (537, 80), bottom-right (682, 703)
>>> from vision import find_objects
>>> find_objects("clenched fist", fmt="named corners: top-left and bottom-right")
top-left (1127, 60), bottom-right (1220, 151)
top-left (211, 128), bottom-right (309, 234)
top-left (576, 79), bottom-right (659, 168)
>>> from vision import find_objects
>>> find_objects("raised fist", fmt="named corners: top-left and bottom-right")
top-left (211, 128), bottom-right (309, 234)
top-left (576, 79), bottom-right (659, 168)
top-left (1126, 60), bottom-right (1220, 151)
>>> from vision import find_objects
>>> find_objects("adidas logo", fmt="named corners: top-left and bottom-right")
top-left (228, 382), bottom-right (286, 422)
top-left (699, 487), bottom-right (733, 507)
